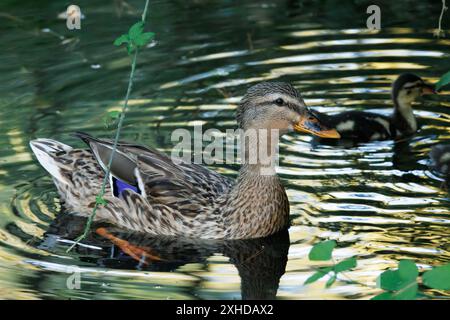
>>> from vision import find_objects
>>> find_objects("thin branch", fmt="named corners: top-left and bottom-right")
top-left (141, 0), bottom-right (149, 22)
top-left (67, 0), bottom-right (150, 252)
top-left (434, 0), bottom-right (448, 38)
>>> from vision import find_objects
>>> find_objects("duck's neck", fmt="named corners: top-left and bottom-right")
top-left (239, 128), bottom-right (280, 176)
top-left (222, 128), bottom-right (289, 239)
top-left (392, 96), bottom-right (417, 135)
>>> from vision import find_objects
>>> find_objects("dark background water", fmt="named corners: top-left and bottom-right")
top-left (0, 0), bottom-right (449, 299)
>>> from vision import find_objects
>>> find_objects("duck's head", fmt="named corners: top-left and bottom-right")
top-left (236, 82), bottom-right (340, 138)
top-left (392, 73), bottom-right (435, 107)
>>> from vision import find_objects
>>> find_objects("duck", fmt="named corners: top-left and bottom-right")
top-left (429, 144), bottom-right (450, 184)
top-left (30, 82), bottom-right (340, 240)
top-left (312, 73), bottom-right (436, 142)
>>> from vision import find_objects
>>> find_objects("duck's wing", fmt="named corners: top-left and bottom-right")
top-left (74, 132), bottom-right (233, 215)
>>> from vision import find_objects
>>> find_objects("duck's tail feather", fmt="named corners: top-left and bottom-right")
top-left (29, 139), bottom-right (73, 184)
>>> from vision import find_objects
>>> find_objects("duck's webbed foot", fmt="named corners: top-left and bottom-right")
top-left (96, 227), bottom-right (162, 265)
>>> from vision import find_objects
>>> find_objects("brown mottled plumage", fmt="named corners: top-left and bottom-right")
top-left (30, 82), bottom-right (339, 239)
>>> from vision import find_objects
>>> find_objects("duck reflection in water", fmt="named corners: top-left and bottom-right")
top-left (40, 213), bottom-right (290, 300)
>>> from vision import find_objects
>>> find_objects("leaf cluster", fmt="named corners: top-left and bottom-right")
top-left (304, 240), bottom-right (357, 288)
top-left (114, 21), bottom-right (155, 54)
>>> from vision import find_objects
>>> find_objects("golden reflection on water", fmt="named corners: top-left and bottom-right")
top-left (281, 38), bottom-right (431, 50)
top-left (251, 50), bottom-right (444, 66)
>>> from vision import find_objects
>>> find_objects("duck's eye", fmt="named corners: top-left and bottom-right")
top-left (275, 98), bottom-right (284, 106)
top-left (406, 90), bottom-right (411, 95)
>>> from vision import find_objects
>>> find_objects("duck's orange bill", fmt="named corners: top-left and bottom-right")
top-left (294, 114), bottom-right (340, 139)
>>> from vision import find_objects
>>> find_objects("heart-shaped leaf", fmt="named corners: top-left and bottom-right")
top-left (378, 270), bottom-right (409, 291)
top-left (309, 240), bottom-right (336, 261)
top-left (422, 263), bottom-right (450, 290)
top-left (398, 260), bottom-right (418, 281)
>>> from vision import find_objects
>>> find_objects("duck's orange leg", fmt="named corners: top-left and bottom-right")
top-left (96, 227), bottom-right (162, 265)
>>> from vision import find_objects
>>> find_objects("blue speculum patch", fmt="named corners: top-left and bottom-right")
top-left (112, 177), bottom-right (140, 197)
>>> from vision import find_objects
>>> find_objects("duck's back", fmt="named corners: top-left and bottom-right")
top-left (30, 134), bottom-right (235, 238)
top-left (313, 110), bottom-right (394, 142)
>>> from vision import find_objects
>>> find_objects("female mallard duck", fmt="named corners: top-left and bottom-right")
top-left (30, 82), bottom-right (339, 240)
top-left (430, 144), bottom-right (450, 183)
top-left (313, 73), bottom-right (436, 142)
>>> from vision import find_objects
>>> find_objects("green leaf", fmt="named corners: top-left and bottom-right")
top-left (371, 292), bottom-right (394, 300)
top-left (372, 283), bottom-right (418, 300)
top-left (393, 283), bottom-right (418, 300)
top-left (334, 257), bottom-right (357, 273)
top-left (309, 240), bottom-right (336, 261)
top-left (378, 270), bottom-right (409, 291)
top-left (435, 71), bottom-right (450, 91)
top-left (378, 260), bottom-right (418, 291)
top-left (107, 111), bottom-right (121, 119)
top-left (114, 34), bottom-right (129, 46)
top-left (398, 260), bottom-right (418, 281)
top-left (375, 261), bottom-right (419, 301)
top-left (304, 267), bottom-right (332, 285)
top-left (134, 32), bottom-right (155, 46)
top-left (325, 274), bottom-right (336, 288)
top-left (115, 21), bottom-right (154, 53)
top-left (422, 263), bottom-right (450, 290)
top-left (128, 21), bottom-right (145, 40)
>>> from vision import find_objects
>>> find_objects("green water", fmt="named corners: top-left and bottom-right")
top-left (0, 0), bottom-right (449, 299)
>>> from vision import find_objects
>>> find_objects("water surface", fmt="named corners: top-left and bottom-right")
top-left (0, 0), bottom-right (449, 299)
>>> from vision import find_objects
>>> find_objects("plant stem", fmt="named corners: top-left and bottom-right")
top-left (141, 0), bottom-right (150, 23)
top-left (67, 0), bottom-right (150, 252)
top-left (436, 0), bottom-right (448, 38)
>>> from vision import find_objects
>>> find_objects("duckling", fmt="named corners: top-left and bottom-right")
top-left (313, 73), bottom-right (435, 142)
top-left (429, 144), bottom-right (450, 183)
top-left (30, 82), bottom-right (339, 240)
